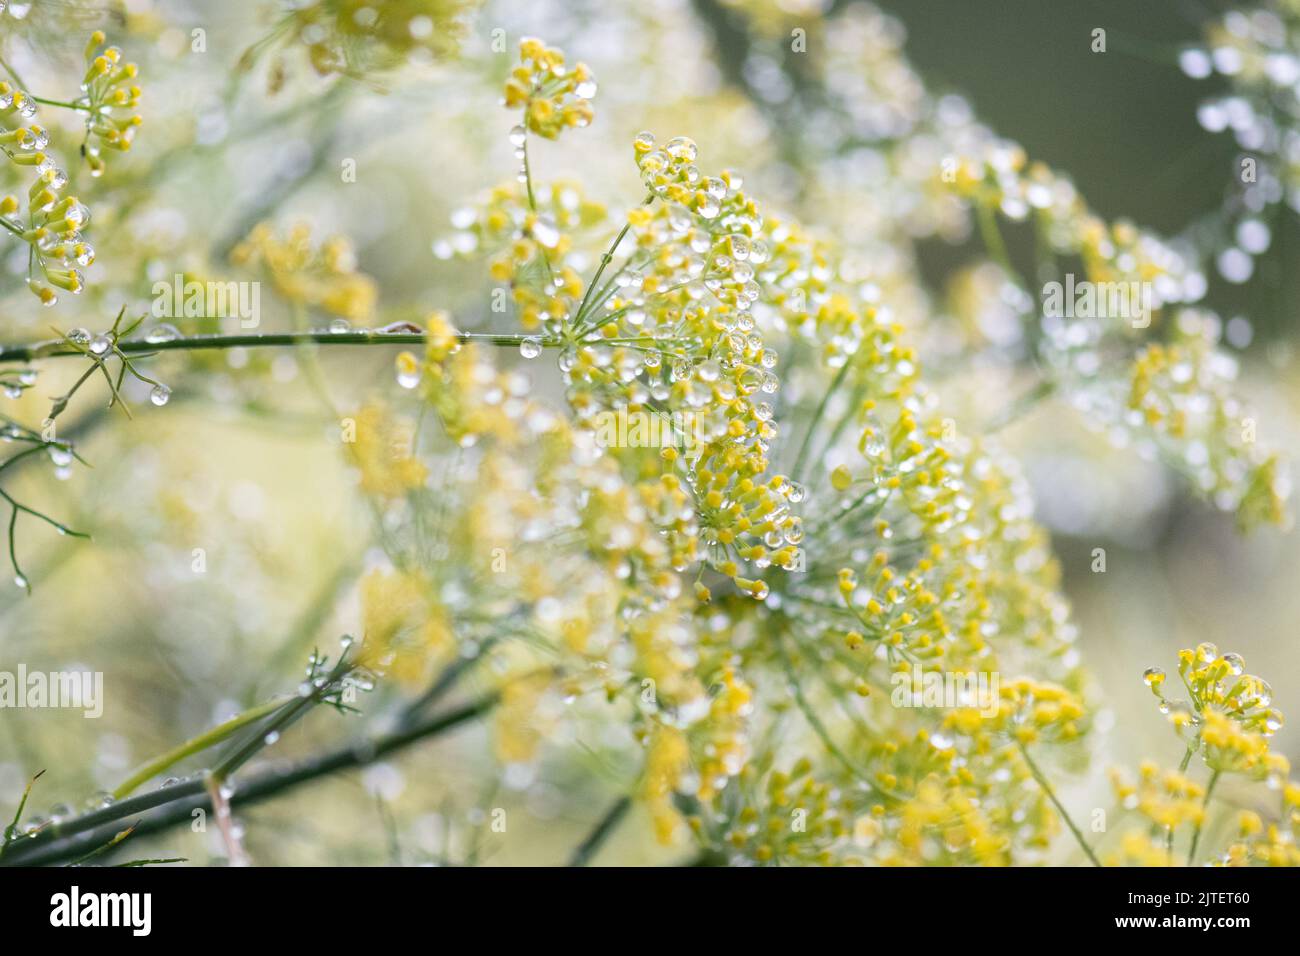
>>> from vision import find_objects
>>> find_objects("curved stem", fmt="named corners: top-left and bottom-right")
top-left (573, 193), bottom-right (656, 329)
top-left (1017, 741), bottom-right (1103, 867)
top-left (790, 357), bottom-right (850, 482)
top-left (111, 696), bottom-right (292, 801)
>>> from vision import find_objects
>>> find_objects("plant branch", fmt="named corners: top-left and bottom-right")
top-left (1187, 769), bottom-right (1220, 865)
top-left (111, 696), bottom-right (292, 801)
top-left (567, 795), bottom-right (632, 866)
top-left (0, 329), bottom-right (564, 365)
top-left (1017, 741), bottom-right (1102, 867)
top-left (0, 696), bottom-right (497, 866)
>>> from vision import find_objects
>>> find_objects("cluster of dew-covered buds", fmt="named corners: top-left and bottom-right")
top-left (80, 31), bottom-right (143, 175)
top-left (1143, 643), bottom-right (1288, 783)
top-left (1143, 642), bottom-right (1282, 739)
top-left (503, 38), bottom-right (595, 140)
top-left (0, 90), bottom-right (93, 306)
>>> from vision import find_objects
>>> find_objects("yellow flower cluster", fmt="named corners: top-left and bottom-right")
top-left (1110, 763), bottom-right (1206, 834)
top-left (278, 0), bottom-right (474, 77)
top-left (435, 179), bottom-right (606, 330)
top-left (0, 83), bottom-right (94, 305)
top-left (1185, 6), bottom-right (1300, 230)
top-left (945, 145), bottom-right (1288, 530)
top-left (947, 145), bottom-right (1202, 313)
top-left (1224, 785), bottom-right (1300, 866)
top-left (232, 222), bottom-right (377, 322)
top-left (345, 400), bottom-right (428, 499)
top-left (392, 32), bottom-right (1296, 866)
top-left (358, 566), bottom-right (452, 685)
top-left (685, 759), bottom-right (850, 865)
top-left (694, 1), bottom-right (1288, 536)
top-left (1146, 643), bottom-right (1283, 743)
top-left (80, 32), bottom-right (143, 175)
top-left (1117, 645), bottom-right (1300, 864)
top-left (1128, 317), bottom-right (1288, 529)
top-left (504, 38), bottom-right (595, 139)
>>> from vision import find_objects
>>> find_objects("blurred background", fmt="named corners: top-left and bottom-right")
top-left (0, 0), bottom-right (1295, 864)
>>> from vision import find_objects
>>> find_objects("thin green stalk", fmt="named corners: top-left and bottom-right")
top-left (984, 378), bottom-right (1056, 434)
top-left (0, 329), bottom-right (563, 364)
top-left (1017, 741), bottom-right (1102, 867)
top-left (0, 769), bottom-right (44, 858)
top-left (773, 627), bottom-right (879, 792)
top-left (111, 696), bottom-right (291, 800)
top-left (573, 193), bottom-right (656, 328)
top-left (0, 52), bottom-right (29, 91)
top-left (790, 357), bottom-right (851, 483)
top-left (1187, 769), bottom-right (1220, 865)
top-left (567, 795), bottom-right (632, 866)
top-left (209, 654), bottom-right (354, 782)
top-left (976, 203), bottom-right (1015, 278)
top-left (30, 96), bottom-right (87, 111)
top-left (1, 696), bottom-right (496, 867)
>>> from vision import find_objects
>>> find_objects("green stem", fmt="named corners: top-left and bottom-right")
top-left (573, 193), bottom-right (656, 328)
top-left (0, 769), bottom-right (44, 859)
top-left (1017, 741), bottom-right (1102, 867)
top-left (1187, 769), bottom-right (1220, 866)
top-left (567, 795), bottom-right (631, 866)
top-left (984, 378), bottom-right (1056, 434)
top-left (0, 53), bottom-right (29, 91)
top-left (0, 329), bottom-right (563, 364)
top-left (976, 203), bottom-right (1015, 278)
top-left (30, 96), bottom-right (87, 111)
top-left (111, 696), bottom-right (291, 801)
top-left (790, 357), bottom-right (850, 483)
top-left (1, 696), bottom-right (496, 867)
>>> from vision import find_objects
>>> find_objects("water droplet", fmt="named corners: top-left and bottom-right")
top-left (665, 136), bottom-right (698, 162)
top-left (329, 318), bottom-right (351, 333)
top-left (508, 124), bottom-right (527, 148)
top-left (395, 352), bottom-right (420, 389)
top-left (13, 574), bottom-right (28, 590)
top-left (88, 334), bottom-right (111, 355)
top-left (146, 324), bottom-right (180, 343)
top-left (531, 215), bottom-right (560, 248)
top-left (519, 337), bottom-right (542, 359)
top-left (150, 384), bottom-right (171, 406)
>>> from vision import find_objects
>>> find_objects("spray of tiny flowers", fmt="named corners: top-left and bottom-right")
top-left (0, 3), bottom-right (1294, 873)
